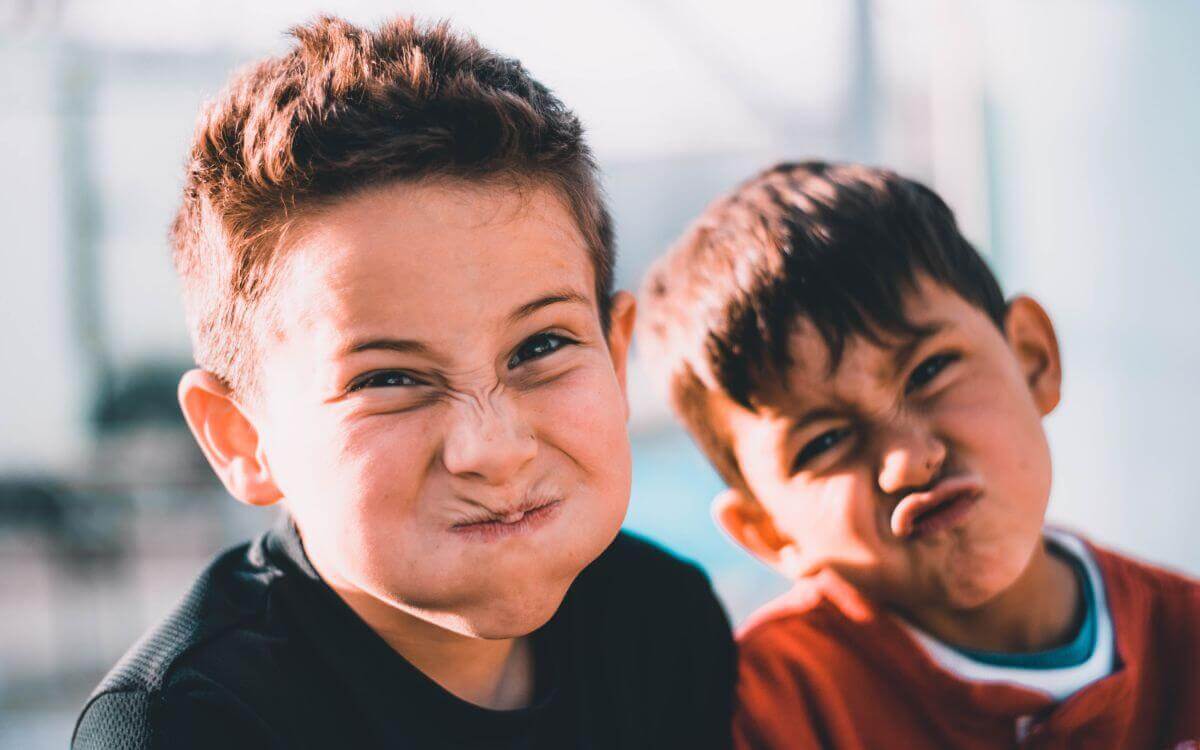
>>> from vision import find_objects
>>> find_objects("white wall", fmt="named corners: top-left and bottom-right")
top-left (0, 40), bottom-right (88, 472)
top-left (979, 1), bottom-right (1200, 572)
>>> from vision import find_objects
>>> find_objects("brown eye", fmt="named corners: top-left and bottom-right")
top-left (507, 333), bottom-right (574, 369)
top-left (906, 353), bottom-right (959, 394)
top-left (791, 427), bottom-right (852, 474)
top-left (348, 370), bottom-right (422, 392)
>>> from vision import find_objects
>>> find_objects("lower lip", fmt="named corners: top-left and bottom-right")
top-left (910, 493), bottom-right (981, 539)
top-left (450, 500), bottom-right (563, 543)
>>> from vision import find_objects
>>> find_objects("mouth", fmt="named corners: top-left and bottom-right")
top-left (449, 497), bottom-right (563, 542)
top-left (890, 475), bottom-right (984, 540)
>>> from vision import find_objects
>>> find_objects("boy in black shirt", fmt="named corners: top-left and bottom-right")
top-left (72, 16), bottom-right (733, 749)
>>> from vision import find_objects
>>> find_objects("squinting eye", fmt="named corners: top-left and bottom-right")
top-left (348, 370), bottom-right (422, 392)
top-left (508, 333), bottom-right (574, 369)
top-left (791, 427), bottom-right (852, 473)
top-left (906, 353), bottom-right (959, 394)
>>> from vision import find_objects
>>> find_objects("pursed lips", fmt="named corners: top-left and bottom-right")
top-left (890, 474), bottom-right (985, 539)
top-left (449, 495), bottom-right (564, 540)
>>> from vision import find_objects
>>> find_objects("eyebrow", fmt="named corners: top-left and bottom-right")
top-left (782, 320), bottom-right (955, 440)
top-left (785, 407), bottom-right (845, 440)
top-left (340, 289), bottom-right (592, 358)
top-left (506, 290), bottom-right (591, 325)
top-left (344, 338), bottom-right (432, 357)
top-left (889, 320), bottom-right (950, 373)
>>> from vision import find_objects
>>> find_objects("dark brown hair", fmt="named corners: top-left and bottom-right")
top-left (171, 15), bottom-right (613, 396)
top-left (637, 161), bottom-right (1006, 485)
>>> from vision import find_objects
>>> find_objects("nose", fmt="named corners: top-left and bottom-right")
top-left (876, 417), bottom-right (946, 497)
top-left (441, 395), bottom-right (537, 486)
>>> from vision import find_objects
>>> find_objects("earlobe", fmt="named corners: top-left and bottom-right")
top-left (712, 488), bottom-right (799, 576)
top-left (1004, 296), bottom-right (1062, 415)
top-left (178, 370), bottom-right (283, 507)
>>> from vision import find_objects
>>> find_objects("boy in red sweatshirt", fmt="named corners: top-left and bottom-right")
top-left (638, 161), bottom-right (1200, 748)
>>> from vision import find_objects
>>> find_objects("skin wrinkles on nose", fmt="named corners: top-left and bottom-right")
top-left (442, 375), bottom-right (535, 472)
top-left (447, 379), bottom-right (521, 432)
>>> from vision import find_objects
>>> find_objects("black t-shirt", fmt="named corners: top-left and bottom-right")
top-left (72, 518), bottom-right (735, 749)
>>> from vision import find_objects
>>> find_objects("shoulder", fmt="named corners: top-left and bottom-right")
top-left (73, 535), bottom-right (287, 749)
top-left (567, 530), bottom-right (734, 676)
top-left (579, 531), bottom-right (735, 665)
top-left (1087, 541), bottom-right (1200, 652)
top-left (1077, 536), bottom-right (1200, 615)
top-left (585, 529), bottom-right (707, 579)
top-left (73, 672), bottom-right (290, 750)
top-left (86, 537), bottom-right (278, 697)
top-left (730, 584), bottom-right (860, 749)
top-left (737, 576), bottom-right (838, 654)
top-left (568, 531), bottom-right (736, 749)
top-left (1074, 537), bottom-right (1200, 740)
top-left (734, 575), bottom-right (886, 698)
top-left (573, 530), bottom-right (723, 617)
top-left (72, 690), bottom-right (154, 750)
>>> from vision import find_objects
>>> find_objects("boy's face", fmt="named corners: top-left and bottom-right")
top-left (715, 277), bottom-right (1062, 614)
top-left (183, 180), bottom-right (634, 639)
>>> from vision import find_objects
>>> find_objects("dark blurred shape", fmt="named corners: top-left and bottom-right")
top-left (90, 361), bottom-right (191, 434)
top-left (0, 477), bottom-right (130, 571)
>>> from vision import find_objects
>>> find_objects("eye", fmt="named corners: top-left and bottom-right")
top-left (508, 332), bottom-right (574, 369)
top-left (791, 427), bottom-right (852, 473)
top-left (347, 370), bottom-right (422, 392)
top-left (905, 352), bottom-right (959, 394)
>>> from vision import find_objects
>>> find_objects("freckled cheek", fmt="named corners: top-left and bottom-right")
top-left (937, 390), bottom-right (1045, 470)
top-left (773, 476), bottom-right (874, 553)
top-left (935, 391), bottom-right (1051, 522)
top-left (826, 475), bottom-right (883, 542)
top-left (327, 412), bottom-right (441, 519)
top-left (522, 366), bottom-right (630, 469)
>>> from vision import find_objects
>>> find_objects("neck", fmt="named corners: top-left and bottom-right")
top-left (314, 570), bottom-right (535, 710)
top-left (905, 540), bottom-right (1082, 653)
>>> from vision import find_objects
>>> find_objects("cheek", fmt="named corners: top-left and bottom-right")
top-left (336, 412), bottom-right (437, 503)
top-left (523, 364), bottom-right (632, 503)
top-left (938, 377), bottom-right (1052, 515)
top-left (769, 475), bottom-right (876, 550)
top-left (818, 475), bottom-right (884, 550)
top-left (268, 406), bottom-right (437, 539)
top-left (940, 376), bottom-right (1046, 482)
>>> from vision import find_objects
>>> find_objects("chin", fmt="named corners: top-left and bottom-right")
top-left (459, 588), bottom-right (567, 640)
top-left (942, 543), bottom-right (1033, 611)
top-left (941, 578), bottom-right (1006, 610)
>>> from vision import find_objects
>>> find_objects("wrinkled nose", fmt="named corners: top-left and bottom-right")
top-left (441, 398), bottom-right (537, 486)
top-left (876, 420), bottom-right (946, 497)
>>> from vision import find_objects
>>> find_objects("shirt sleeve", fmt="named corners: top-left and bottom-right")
top-left (731, 626), bottom-right (827, 750)
top-left (153, 675), bottom-right (291, 750)
top-left (72, 677), bottom-right (291, 750)
top-left (73, 691), bottom-right (153, 750)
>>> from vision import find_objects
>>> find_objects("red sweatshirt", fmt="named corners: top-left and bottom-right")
top-left (734, 541), bottom-right (1200, 749)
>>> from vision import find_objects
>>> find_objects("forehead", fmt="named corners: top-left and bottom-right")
top-left (754, 278), bottom-right (990, 411)
top-left (271, 179), bottom-right (596, 349)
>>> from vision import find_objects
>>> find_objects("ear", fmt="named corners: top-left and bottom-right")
top-left (712, 487), bottom-right (803, 577)
top-left (1004, 296), bottom-right (1062, 416)
top-left (177, 369), bottom-right (283, 507)
top-left (604, 291), bottom-right (638, 412)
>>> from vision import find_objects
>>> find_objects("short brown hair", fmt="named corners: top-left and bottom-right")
top-left (172, 15), bottom-right (613, 396)
top-left (637, 161), bottom-right (1006, 486)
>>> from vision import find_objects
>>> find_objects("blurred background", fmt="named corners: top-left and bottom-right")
top-left (2, 0), bottom-right (1198, 744)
